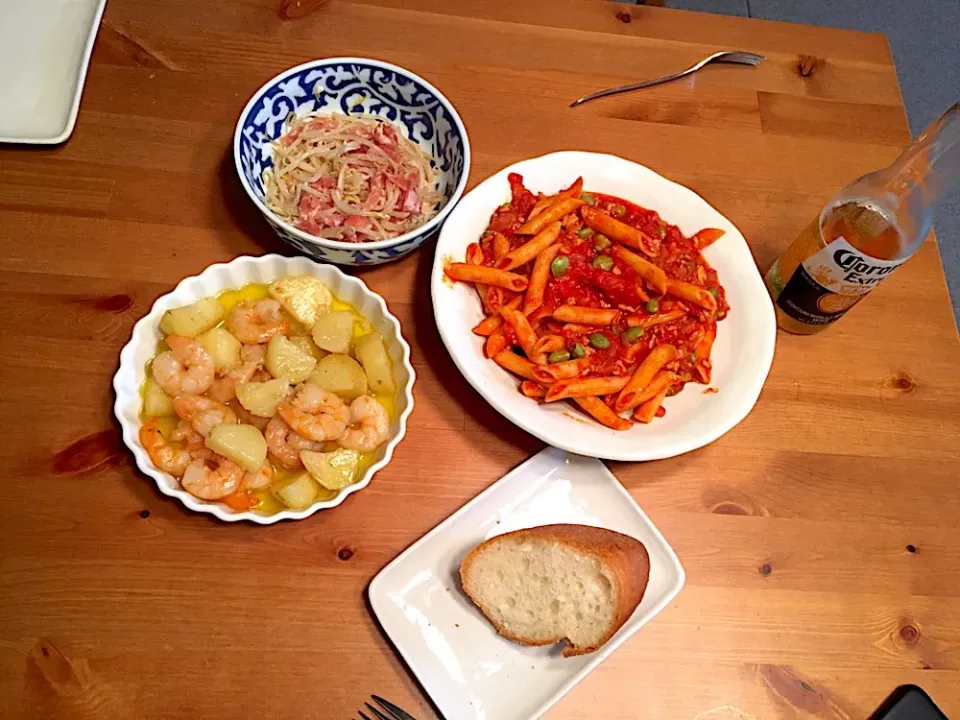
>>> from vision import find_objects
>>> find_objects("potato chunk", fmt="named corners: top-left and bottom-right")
top-left (235, 378), bottom-right (290, 417)
top-left (301, 448), bottom-right (360, 490)
top-left (159, 297), bottom-right (225, 338)
top-left (288, 335), bottom-right (328, 361)
top-left (143, 377), bottom-right (175, 416)
top-left (265, 334), bottom-right (317, 383)
top-left (307, 354), bottom-right (367, 401)
top-left (354, 333), bottom-right (395, 394)
top-left (272, 472), bottom-right (318, 509)
top-left (269, 276), bottom-right (333, 329)
top-left (198, 327), bottom-right (241, 371)
top-left (205, 423), bottom-right (267, 472)
top-left (311, 310), bottom-right (354, 354)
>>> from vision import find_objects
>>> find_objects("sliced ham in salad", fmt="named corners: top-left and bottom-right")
top-left (263, 113), bottom-right (440, 243)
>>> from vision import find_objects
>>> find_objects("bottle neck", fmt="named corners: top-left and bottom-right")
top-left (878, 102), bottom-right (960, 207)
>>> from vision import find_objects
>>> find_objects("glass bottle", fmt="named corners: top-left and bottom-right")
top-left (765, 102), bottom-right (960, 334)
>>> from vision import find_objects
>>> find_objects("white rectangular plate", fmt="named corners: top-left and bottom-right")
top-left (0, 0), bottom-right (107, 144)
top-left (368, 447), bottom-right (685, 720)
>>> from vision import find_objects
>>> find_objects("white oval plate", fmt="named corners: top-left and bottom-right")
top-left (113, 254), bottom-right (416, 524)
top-left (431, 151), bottom-right (775, 462)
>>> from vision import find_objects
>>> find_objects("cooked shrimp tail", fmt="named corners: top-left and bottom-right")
top-left (139, 419), bottom-right (192, 477)
top-left (152, 336), bottom-right (215, 397)
top-left (180, 454), bottom-right (244, 500)
top-left (337, 395), bottom-right (390, 453)
top-left (226, 299), bottom-right (290, 344)
top-left (277, 384), bottom-right (350, 442)
top-left (172, 395), bottom-right (237, 437)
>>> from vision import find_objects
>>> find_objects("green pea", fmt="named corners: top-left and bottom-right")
top-left (588, 333), bottom-right (610, 350)
top-left (580, 193), bottom-right (596, 206)
top-left (577, 227), bottom-right (594, 239)
top-left (550, 256), bottom-right (570, 277)
top-left (622, 326), bottom-right (645, 344)
top-left (656, 226), bottom-right (666, 239)
top-left (707, 287), bottom-right (720, 298)
top-left (593, 234), bottom-right (611, 251)
top-left (592, 255), bottom-right (613, 271)
top-left (548, 350), bottom-right (571, 364)
top-left (689, 352), bottom-right (698, 363)
top-left (612, 204), bottom-right (626, 217)
top-left (717, 310), bottom-right (727, 320)
top-left (645, 298), bottom-right (660, 313)
top-left (571, 342), bottom-right (586, 359)
top-left (499, 201), bottom-right (511, 209)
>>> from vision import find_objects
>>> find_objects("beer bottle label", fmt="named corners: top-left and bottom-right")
top-left (776, 236), bottom-right (904, 325)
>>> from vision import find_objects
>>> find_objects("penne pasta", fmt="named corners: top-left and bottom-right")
top-left (472, 314), bottom-right (502, 336)
top-left (445, 263), bottom-right (529, 292)
top-left (581, 206), bottom-right (658, 256)
top-left (493, 232), bottom-right (511, 259)
top-left (532, 357), bottom-right (591, 383)
top-left (472, 295), bottom-right (522, 336)
top-left (485, 328), bottom-right (508, 358)
top-left (615, 344), bottom-right (678, 412)
top-left (453, 174), bottom-right (728, 430)
top-left (493, 350), bottom-right (539, 381)
top-left (626, 309), bottom-right (687, 329)
top-left (632, 386), bottom-right (669, 424)
top-left (553, 305), bottom-right (619, 325)
top-left (631, 371), bottom-right (680, 406)
top-left (693, 227), bottom-right (725, 249)
top-left (496, 222), bottom-right (562, 271)
top-left (465, 242), bottom-right (484, 266)
top-left (611, 245), bottom-right (667, 295)
top-left (546, 376), bottom-right (630, 402)
top-left (523, 244), bottom-right (561, 314)
top-left (533, 334), bottom-right (565, 355)
top-left (520, 380), bottom-right (549, 399)
top-left (665, 278), bottom-right (718, 312)
top-left (501, 307), bottom-right (543, 364)
top-left (516, 197), bottom-right (585, 236)
top-left (573, 397), bottom-right (633, 431)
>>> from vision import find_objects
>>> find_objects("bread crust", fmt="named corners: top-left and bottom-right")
top-left (459, 524), bottom-right (650, 656)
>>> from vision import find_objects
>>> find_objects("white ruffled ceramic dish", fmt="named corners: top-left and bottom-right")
top-left (431, 151), bottom-right (775, 462)
top-left (113, 254), bottom-right (415, 524)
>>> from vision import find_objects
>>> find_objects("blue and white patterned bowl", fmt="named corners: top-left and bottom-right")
top-left (234, 58), bottom-right (470, 266)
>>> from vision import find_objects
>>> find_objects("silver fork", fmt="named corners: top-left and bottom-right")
top-left (357, 695), bottom-right (417, 720)
top-left (570, 50), bottom-right (765, 107)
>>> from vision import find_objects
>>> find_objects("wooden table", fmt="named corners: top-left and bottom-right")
top-left (2, 1), bottom-right (959, 718)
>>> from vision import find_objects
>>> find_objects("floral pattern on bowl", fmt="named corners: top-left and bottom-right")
top-left (234, 57), bottom-right (470, 266)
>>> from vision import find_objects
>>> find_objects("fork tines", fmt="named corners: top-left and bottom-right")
top-left (358, 695), bottom-right (417, 720)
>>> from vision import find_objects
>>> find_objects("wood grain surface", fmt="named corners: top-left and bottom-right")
top-left (2, 1), bottom-right (959, 718)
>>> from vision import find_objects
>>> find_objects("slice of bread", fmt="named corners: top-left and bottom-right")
top-left (459, 524), bottom-right (650, 657)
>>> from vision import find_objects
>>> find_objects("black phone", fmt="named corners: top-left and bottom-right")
top-left (869, 685), bottom-right (948, 720)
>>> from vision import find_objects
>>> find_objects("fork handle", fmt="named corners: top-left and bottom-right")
top-left (570, 69), bottom-right (693, 107)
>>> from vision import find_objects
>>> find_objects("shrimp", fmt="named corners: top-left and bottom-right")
top-left (172, 395), bottom-right (237, 437)
top-left (242, 462), bottom-right (274, 490)
top-left (277, 383), bottom-right (350, 442)
top-left (170, 420), bottom-right (207, 453)
top-left (227, 400), bottom-right (270, 431)
top-left (226, 299), bottom-right (290, 344)
top-left (265, 415), bottom-right (320, 469)
top-left (151, 336), bottom-right (215, 397)
top-left (208, 362), bottom-right (259, 403)
top-left (139, 419), bottom-right (192, 477)
top-left (180, 454), bottom-right (244, 500)
top-left (337, 395), bottom-right (390, 453)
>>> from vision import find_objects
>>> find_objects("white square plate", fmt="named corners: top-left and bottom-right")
top-left (368, 447), bottom-right (685, 720)
top-left (0, 0), bottom-right (107, 144)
